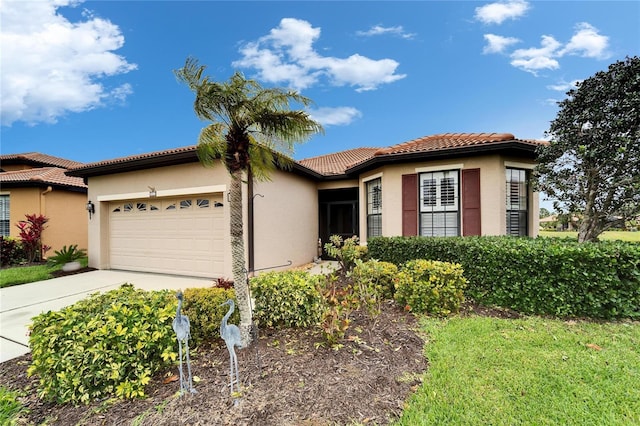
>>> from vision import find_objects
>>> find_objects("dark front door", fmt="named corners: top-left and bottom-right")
top-left (318, 188), bottom-right (359, 259)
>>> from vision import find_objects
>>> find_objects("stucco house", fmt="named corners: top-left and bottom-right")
top-left (67, 132), bottom-right (546, 279)
top-left (0, 153), bottom-right (88, 254)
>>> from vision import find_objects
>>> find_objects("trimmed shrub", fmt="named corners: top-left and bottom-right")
top-left (181, 287), bottom-right (238, 345)
top-left (28, 284), bottom-right (177, 404)
top-left (369, 236), bottom-right (640, 319)
top-left (394, 259), bottom-right (467, 316)
top-left (0, 236), bottom-right (25, 267)
top-left (251, 270), bottom-right (324, 328)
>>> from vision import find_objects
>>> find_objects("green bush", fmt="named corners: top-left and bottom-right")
top-left (28, 284), bottom-right (177, 404)
top-left (394, 259), bottom-right (467, 316)
top-left (0, 236), bottom-right (25, 267)
top-left (368, 236), bottom-right (640, 319)
top-left (324, 234), bottom-right (368, 275)
top-left (251, 271), bottom-right (325, 328)
top-left (351, 259), bottom-right (398, 300)
top-left (182, 287), bottom-right (238, 345)
top-left (47, 244), bottom-right (87, 266)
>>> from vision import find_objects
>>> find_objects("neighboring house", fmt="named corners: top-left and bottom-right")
top-left (67, 132), bottom-right (546, 279)
top-left (0, 153), bottom-right (88, 254)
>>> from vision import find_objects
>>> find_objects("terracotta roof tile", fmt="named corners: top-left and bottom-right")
top-left (0, 167), bottom-right (87, 189)
top-left (374, 133), bottom-right (546, 156)
top-left (0, 152), bottom-right (84, 169)
top-left (298, 148), bottom-right (380, 176)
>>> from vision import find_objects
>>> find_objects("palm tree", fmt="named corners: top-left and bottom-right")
top-left (175, 57), bottom-right (323, 346)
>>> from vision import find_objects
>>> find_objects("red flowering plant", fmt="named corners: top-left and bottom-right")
top-left (16, 214), bottom-right (50, 263)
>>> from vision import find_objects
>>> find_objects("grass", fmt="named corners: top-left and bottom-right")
top-left (539, 230), bottom-right (640, 242)
top-left (0, 386), bottom-right (27, 424)
top-left (0, 257), bottom-right (88, 288)
top-left (395, 315), bottom-right (640, 426)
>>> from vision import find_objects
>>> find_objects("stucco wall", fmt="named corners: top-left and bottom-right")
top-left (252, 170), bottom-right (318, 273)
top-left (358, 155), bottom-right (539, 244)
top-left (3, 187), bottom-right (87, 254)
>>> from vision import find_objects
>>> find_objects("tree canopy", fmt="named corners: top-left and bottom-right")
top-left (534, 56), bottom-right (640, 242)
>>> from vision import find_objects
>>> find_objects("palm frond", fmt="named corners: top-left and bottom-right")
top-left (196, 124), bottom-right (227, 167)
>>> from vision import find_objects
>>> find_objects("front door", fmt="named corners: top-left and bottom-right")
top-left (318, 188), bottom-right (359, 259)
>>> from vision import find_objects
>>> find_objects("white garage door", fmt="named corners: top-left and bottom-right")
top-left (109, 195), bottom-right (224, 277)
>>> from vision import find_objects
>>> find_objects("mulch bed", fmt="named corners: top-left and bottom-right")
top-left (0, 301), bottom-right (428, 426)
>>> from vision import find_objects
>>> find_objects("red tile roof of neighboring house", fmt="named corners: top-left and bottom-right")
top-left (298, 148), bottom-right (380, 176)
top-left (0, 167), bottom-right (87, 190)
top-left (68, 145), bottom-right (198, 172)
top-left (0, 152), bottom-right (84, 169)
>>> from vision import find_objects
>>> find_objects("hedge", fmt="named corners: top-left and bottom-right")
top-left (368, 236), bottom-right (640, 319)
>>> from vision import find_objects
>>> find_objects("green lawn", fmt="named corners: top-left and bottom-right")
top-left (539, 230), bottom-right (640, 242)
top-left (0, 257), bottom-right (88, 288)
top-left (396, 316), bottom-right (640, 426)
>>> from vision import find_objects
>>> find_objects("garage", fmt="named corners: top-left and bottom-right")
top-left (109, 194), bottom-right (224, 277)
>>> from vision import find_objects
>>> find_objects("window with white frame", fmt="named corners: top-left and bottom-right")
top-left (419, 170), bottom-right (460, 236)
top-left (366, 178), bottom-right (382, 238)
top-left (506, 168), bottom-right (528, 236)
top-left (0, 195), bottom-right (9, 237)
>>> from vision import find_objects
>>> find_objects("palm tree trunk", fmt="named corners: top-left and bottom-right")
top-left (229, 171), bottom-right (253, 346)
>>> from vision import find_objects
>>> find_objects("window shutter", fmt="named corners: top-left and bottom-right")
top-left (402, 174), bottom-right (418, 236)
top-left (462, 168), bottom-right (481, 236)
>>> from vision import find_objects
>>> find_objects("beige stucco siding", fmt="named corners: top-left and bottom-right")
top-left (3, 187), bottom-right (87, 254)
top-left (252, 169), bottom-right (318, 273)
top-left (358, 155), bottom-right (539, 244)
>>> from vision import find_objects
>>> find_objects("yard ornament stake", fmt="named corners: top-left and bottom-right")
top-left (173, 291), bottom-right (196, 395)
top-left (220, 299), bottom-right (243, 399)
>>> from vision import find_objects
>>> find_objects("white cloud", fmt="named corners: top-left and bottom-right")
top-left (356, 25), bottom-right (415, 40)
top-left (233, 18), bottom-right (406, 92)
top-left (504, 23), bottom-right (609, 75)
top-left (308, 107), bottom-right (362, 127)
top-left (483, 34), bottom-right (520, 54)
top-left (510, 35), bottom-right (562, 74)
top-left (547, 80), bottom-right (580, 92)
top-left (475, 0), bottom-right (530, 25)
top-left (0, 0), bottom-right (137, 126)
top-left (559, 23), bottom-right (609, 59)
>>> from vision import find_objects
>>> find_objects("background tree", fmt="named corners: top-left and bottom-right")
top-left (539, 207), bottom-right (551, 219)
top-left (175, 58), bottom-right (323, 346)
top-left (534, 56), bottom-right (640, 242)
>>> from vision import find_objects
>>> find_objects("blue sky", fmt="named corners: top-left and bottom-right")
top-left (1, 0), bottom-right (639, 167)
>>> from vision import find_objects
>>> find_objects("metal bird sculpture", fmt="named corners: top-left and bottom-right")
top-left (219, 299), bottom-right (242, 396)
top-left (173, 291), bottom-right (196, 395)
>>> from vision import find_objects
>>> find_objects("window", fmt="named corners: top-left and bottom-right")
top-left (506, 168), bottom-right (529, 236)
top-left (0, 195), bottom-right (9, 237)
top-left (180, 199), bottom-right (192, 209)
top-left (197, 199), bottom-right (210, 209)
top-left (136, 202), bottom-right (147, 211)
top-left (123, 203), bottom-right (133, 212)
top-left (419, 170), bottom-right (460, 236)
top-left (366, 178), bottom-right (382, 238)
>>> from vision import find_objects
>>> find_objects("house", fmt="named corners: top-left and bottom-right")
top-left (66, 132), bottom-right (546, 279)
top-left (0, 153), bottom-right (88, 254)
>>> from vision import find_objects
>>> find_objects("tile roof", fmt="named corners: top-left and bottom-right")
top-left (298, 147), bottom-right (380, 176)
top-left (0, 152), bottom-right (84, 169)
top-left (0, 167), bottom-right (87, 189)
top-left (373, 133), bottom-right (546, 156)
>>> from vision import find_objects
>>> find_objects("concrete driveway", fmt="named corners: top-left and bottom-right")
top-left (0, 270), bottom-right (213, 363)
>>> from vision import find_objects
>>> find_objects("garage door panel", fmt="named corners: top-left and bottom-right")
top-left (109, 196), bottom-right (224, 277)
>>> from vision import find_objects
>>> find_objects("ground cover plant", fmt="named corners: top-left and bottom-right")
top-left (397, 315), bottom-right (640, 425)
